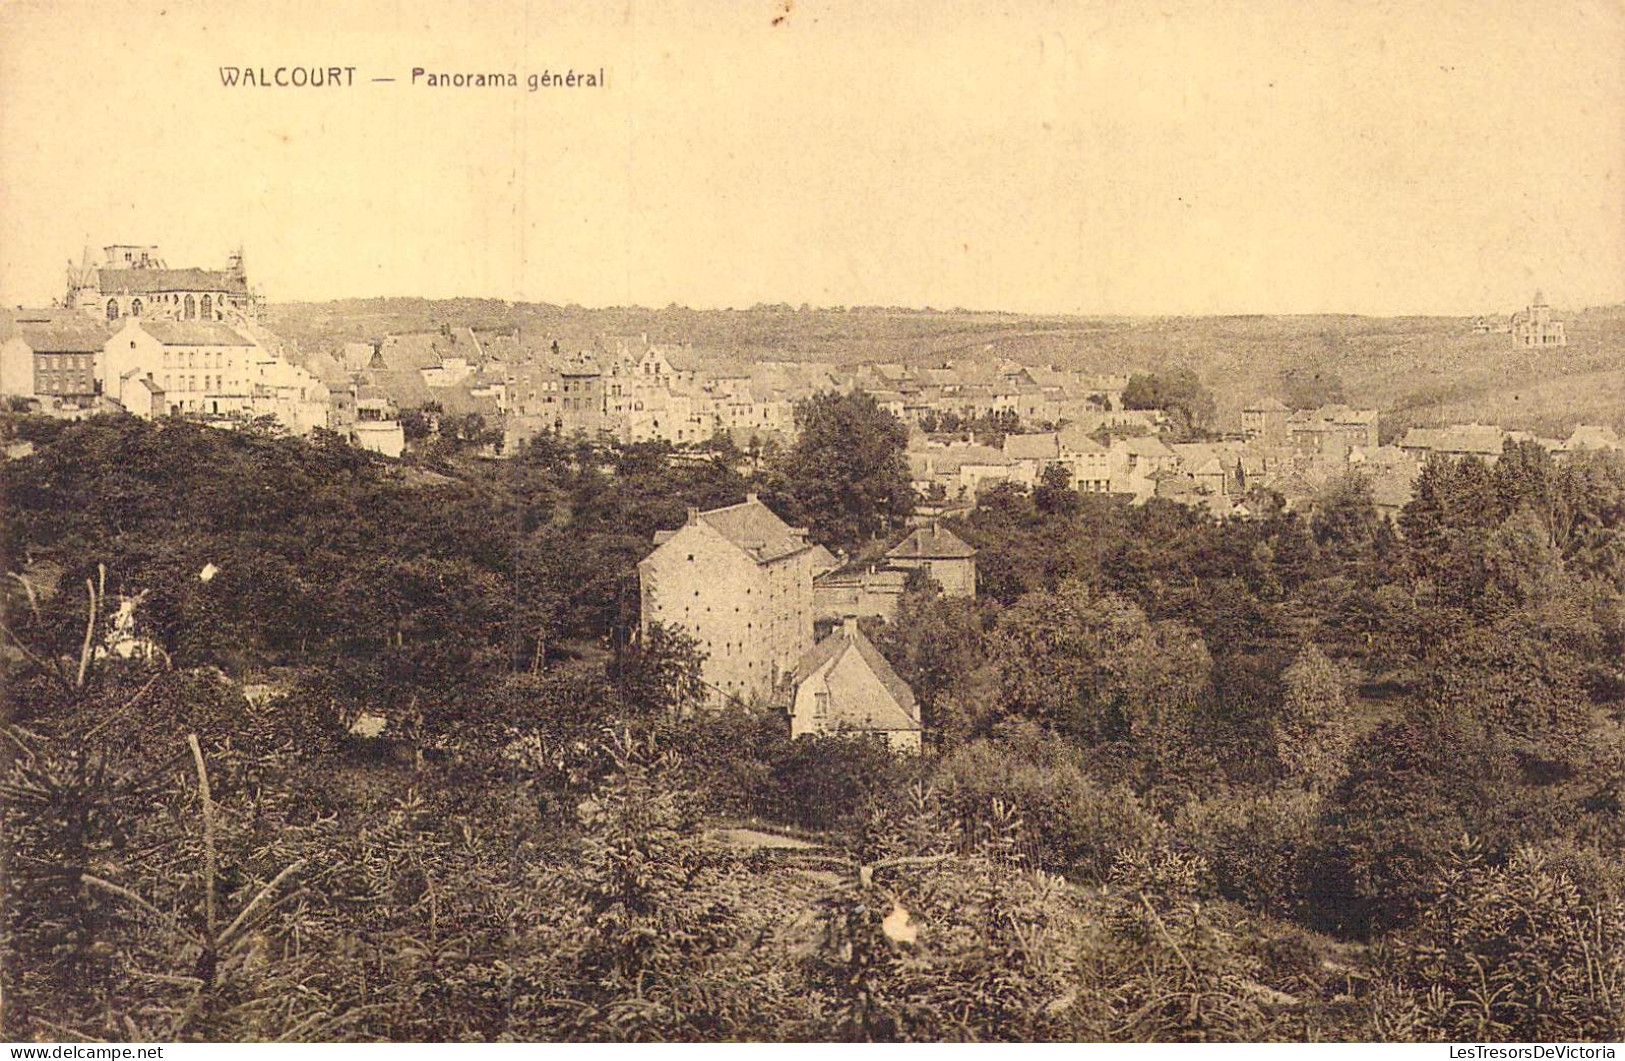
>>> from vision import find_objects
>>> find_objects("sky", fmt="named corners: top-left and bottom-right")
top-left (1, 0), bottom-right (1622, 315)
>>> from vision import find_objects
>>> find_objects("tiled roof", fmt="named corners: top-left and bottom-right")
top-left (139, 321), bottom-right (256, 347)
top-left (888, 524), bottom-right (975, 559)
top-left (791, 624), bottom-right (920, 732)
top-left (376, 332), bottom-right (447, 371)
top-left (1563, 425), bottom-right (1621, 451)
top-left (15, 322), bottom-right (108, 353)
top-left (1121, 436), bottom-right (1176, 458)
top-left (1004, 432), bottom-right (1060, 461)
top-left (1057, 422), bottom-right (1107, 452)
top-left (97, 268), bottom-right (248, 295)
top-left (808, 544), bottom-right (840, 575)
top-left (698, 497), bottom-right (809, 563)
top-left (1244, 397), bottom-right (1289, 412)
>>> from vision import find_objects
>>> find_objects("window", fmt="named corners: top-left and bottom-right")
top-left (106, 300), bottom-right (119, 321)
top-left (184, 295), bottom-right (196, 320)
top-left (201, 295), bottom-right (213, 319)
top-left (130, 298), bottom-right (143, 316)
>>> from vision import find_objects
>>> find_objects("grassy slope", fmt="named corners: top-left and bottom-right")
top-left (264, 300), bottom-right (1625, 436)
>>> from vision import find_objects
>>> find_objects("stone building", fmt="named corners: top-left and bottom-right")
top-left (0, 320), bottom-right (107, 407)
top-left (101, 319), bottom-right (327, 432)
top-left (103, 319), bottom-right (260, 416)
top-left (638, 494), bottom-right (819, 705)
top-left (1241, 397), bottom-right (1290, 444)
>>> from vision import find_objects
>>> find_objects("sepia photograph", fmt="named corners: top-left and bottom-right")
top-left (2, 0), bottom-right (1624, 1047)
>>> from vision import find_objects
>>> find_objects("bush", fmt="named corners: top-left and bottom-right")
top-left (932, 722), bottom-right (1161, 880)
top-left (1371, 840), bottom-right (1625, 1041)
top-left (1174, 789), bottom-right (1323, 920)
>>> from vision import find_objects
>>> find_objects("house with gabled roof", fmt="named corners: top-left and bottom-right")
top-left (639, 494), bottom-right (820, 705)
top-left (787, 617), bottom-right (922, 754)
top-left (887, 523), bottom-right (976, 597)
top-left (1559, 424), bottom-right (1621, 456)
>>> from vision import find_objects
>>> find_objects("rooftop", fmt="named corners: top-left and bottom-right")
top-left (790, 623), bottom-right (920, 732)
top-left (888, 523), bottom-right (976, 560)
top-left (14, 322), bottom-right (108, 353)
top-left (685, 495), bottom-right (810, 564)
top-left (97, 268), bottom-right (248, 295)
top-left (137, 321), bottom-right (256, 347)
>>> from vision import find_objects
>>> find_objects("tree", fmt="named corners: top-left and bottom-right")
top-left (872, 585), bottom-right (995, 738)
top-left (610, 621), bottom-right (708, 722)
top-left (1121, 370), bottom-right (1215, 436)
top-left (771, 391), bottom-right (915, 552)
top-left (1310, 472), bottom-right (1378, 556)
top-left (1271, 643), bottom-right (1356, 791)
top-left (990, 581), bottom-right (1210, 745)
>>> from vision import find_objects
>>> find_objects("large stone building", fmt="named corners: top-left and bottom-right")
top-left (1286, 404), bottom-right (1380, 455)
top-left (638, 495), bottom-right (820, 705)
top-left (101, 319), bottom-right (327, 432)
top-left (103, 319), bottom-right (261, 416)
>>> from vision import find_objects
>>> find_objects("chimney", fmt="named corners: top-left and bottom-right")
top-left (686, 506), bottom-right (700, 525)
top-left (746, 491), bottom-right (759, 504)
top-left (842, 616), bottom-right (860, 637)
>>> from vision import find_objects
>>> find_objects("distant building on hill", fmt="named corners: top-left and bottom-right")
top-left (1510, 291), bottom-right (1565, 348)
top-left (1241, 397), bottom-right (1290, 444)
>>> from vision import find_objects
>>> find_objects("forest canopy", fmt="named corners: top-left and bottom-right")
top-left (2, 411), bottom-right (1623, 1042)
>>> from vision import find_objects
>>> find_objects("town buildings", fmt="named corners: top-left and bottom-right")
top-left (0, 319), bottom-right (107, 408)
top-left (100, 319), bottom-right (328, 432)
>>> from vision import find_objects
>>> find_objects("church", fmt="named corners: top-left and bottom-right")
top-left (66, 244), bottom-right (259, 324)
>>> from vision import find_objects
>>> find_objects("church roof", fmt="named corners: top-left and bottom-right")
top-left (97, 268), bottom-right (248, 295)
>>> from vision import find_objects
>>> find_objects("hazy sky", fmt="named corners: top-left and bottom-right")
top-left (2, 0), bottom-right (1621, 315)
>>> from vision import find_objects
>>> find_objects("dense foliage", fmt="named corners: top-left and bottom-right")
top-left (3, 412), bottom-right (1623, 1041)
